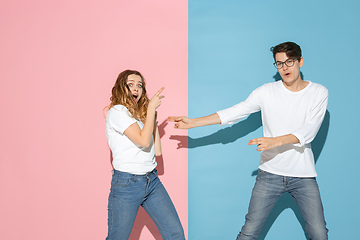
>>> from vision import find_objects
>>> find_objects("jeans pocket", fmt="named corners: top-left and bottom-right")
top-left (256, 169), bottom-right (269, 182)
top-left (113, 177), bottom-right (131, 188)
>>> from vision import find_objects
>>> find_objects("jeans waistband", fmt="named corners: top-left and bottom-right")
top-left (112, 168), bottom-right (157, 178)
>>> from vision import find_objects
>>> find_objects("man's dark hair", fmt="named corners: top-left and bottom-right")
top-left (270, 42), bottom-right (302, 61)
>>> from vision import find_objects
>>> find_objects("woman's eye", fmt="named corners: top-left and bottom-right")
top-left (137, 84), bottom-right (142, 88)
top-left (128, 83), bottom-right (133, 87)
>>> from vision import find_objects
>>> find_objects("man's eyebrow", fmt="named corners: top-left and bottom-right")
top-left (276, 59), bottom-right (290, 62)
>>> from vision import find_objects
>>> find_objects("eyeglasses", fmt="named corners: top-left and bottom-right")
top-left (273, 58), bottom-right (299, 69)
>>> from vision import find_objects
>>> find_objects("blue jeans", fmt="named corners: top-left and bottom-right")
top-left (237, 169), bottom-right (328, 240)
top-left (106, 169), bottom-right (185, 240)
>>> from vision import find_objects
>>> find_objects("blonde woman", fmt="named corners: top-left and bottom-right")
top-left (105, 70), bottom-right (185, 240)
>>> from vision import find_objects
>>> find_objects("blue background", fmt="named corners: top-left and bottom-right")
top-left (188, 0), bottom-right (360, 239)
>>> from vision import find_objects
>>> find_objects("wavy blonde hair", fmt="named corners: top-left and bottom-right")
top-left (104, 70), bottom-right (149, 122)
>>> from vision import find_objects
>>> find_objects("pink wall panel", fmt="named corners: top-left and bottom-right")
top-left (0, 0), bottom-right (188, 239)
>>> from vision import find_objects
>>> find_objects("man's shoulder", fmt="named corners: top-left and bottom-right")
top-left (308, 81), bottom-right (329, 95)
top-left (309, 81), bottom-right (327, 88)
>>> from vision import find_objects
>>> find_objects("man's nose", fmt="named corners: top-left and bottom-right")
top-left (282, 63), bottom-right (288, 70)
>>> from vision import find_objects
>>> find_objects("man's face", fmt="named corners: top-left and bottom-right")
top-left (275, 52), bottom-right (303, 85)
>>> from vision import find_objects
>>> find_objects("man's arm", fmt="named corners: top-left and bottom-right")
top-left (248, 134), bottom-right (300, 151)
top-left (168, 113), bottom-right (298, 151)
top-left (291, 88), bottom-right (328, 147)
top-left (167, 113), bottom-right (221, 129)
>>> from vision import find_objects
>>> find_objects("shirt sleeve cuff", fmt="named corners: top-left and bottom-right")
top-left (291, 132), bottom-right (305, 147)
top-left (216, 110), bottom-right (228, 126)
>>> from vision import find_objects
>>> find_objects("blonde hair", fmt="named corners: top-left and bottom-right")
top-left (104, 70), bottom-right (149, 122)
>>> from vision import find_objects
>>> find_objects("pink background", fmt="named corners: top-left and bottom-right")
top-left (0, 0), bottom-right (188, 239)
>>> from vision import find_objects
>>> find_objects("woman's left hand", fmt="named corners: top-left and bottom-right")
top-left (148, 87), bottom-right (165, 111)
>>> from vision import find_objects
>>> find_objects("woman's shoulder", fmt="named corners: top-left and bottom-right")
top-left (107, 105), bottom-right (132, 118)
top-left (109, 104), bottom-right (131, 113)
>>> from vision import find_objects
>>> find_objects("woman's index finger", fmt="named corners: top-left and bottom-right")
top-left (156, 87), bottom-right (165, 96)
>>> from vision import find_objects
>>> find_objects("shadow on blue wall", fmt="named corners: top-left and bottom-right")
top-left (169, 92), bottom-right (330, 239)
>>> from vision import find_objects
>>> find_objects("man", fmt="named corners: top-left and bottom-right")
top-left (168, 42), bottom-right (328, 240)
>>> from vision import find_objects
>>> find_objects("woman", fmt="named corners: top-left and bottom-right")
top-left (104, 70), bottom-right (185, 240)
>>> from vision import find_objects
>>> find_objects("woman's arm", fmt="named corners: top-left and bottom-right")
top-left (124, 88), bottom-right (164, 148)
top-left (154, 123), bottom-right (162, 156)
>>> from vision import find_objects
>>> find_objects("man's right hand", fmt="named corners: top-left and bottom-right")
top-left (167, 116), bottom-right (193, 129)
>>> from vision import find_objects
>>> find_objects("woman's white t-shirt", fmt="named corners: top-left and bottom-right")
top-left (106, 105), bottom-right (157, 174)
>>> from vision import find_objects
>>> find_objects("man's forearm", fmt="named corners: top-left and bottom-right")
top-left (192, 113), bottom-right (221, 128)
top-left (275, 134), bottom-right (300, 147)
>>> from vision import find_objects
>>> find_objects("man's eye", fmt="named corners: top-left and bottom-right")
top-left (286, 59), bottom-right (294, 64)
top-left (276, 62), bottom-right (283, 66)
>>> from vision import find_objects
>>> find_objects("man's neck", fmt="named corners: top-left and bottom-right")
top-left (282, 79), bottom-right (309, 92)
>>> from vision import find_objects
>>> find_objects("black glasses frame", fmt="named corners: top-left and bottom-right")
top-left (273, 58), bottom-right (300, 69)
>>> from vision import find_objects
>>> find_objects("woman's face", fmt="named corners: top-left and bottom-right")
top-left (126, 74), bottom-right (143, 103)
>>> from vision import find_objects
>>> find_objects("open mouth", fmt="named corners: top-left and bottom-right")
top-left (285, 73), bottom-right (290, 77)
top-left (132, 94), bottom-right (138, 100)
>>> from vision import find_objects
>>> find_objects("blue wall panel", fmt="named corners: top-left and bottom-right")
top-left (188, 0), bottom-right (360, 239)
